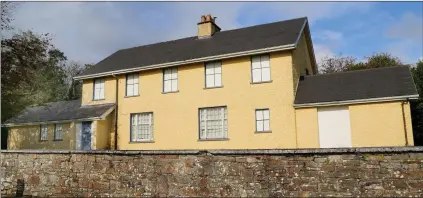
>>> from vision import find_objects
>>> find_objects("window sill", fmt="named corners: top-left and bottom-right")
top-left (129, 140), bottom-right (155, 143)
top-left (162, 91), bottom-right (179, 94)
top-left (204, 86), bottom-right (224, 90)
top-left (198, 138), bottom-right (230, 142)
top-left (92, 99), bottom-right (105, 101)
top-left (39, 140), bottom-right (48, 142)
top-left (53, 139), bottom-right (63, 141)
top-left (251, 80), bottom-right (273, 84)
top-left (255, 131), bottom-right (272, 134)
top-left (125, 95), bottom-right (140, 98)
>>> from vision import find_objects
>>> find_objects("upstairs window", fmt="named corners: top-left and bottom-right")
top-left (251, 54), bottom-right (271, 83)
top-left (40, 124), bottom-right (48, 141)
top-left (54, 124), bottom-right (63, 140)
top-left (256, 109), bottom-right (270, 132)
top-left (131, 112), bottom-right (154, 142)
top-left (126, 73), bottom-right (139, 96)
top-left (199, 107), bottom-right (228, 140)
top-left (163, 68), bottom-right (178, 93)
top-left (205, 61), bottom-right (222, 88)
top-left (93, 78), bottom-right (105, 100)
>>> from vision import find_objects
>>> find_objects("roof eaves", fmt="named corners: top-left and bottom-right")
top-left (293, 94), bottom-right (420, 109)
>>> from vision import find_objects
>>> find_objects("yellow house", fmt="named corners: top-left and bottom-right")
top-left (4, 15), bottom-right (419, 150)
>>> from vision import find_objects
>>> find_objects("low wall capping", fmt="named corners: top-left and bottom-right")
top-left (2, 146), bottom-right (422, 155)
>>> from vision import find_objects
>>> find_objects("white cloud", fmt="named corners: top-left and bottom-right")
top-left (313, 44), bottom-right (335, 63)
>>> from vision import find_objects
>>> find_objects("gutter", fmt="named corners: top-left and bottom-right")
top-left (74, 44), bottom-right (296, 80)
top-left (401, 99), bottom-right (409, 146)
top-left (2, 117), bottom-right (103, 127)
top-left (112, 73), bottom-right (119, 150)
top-left (293, 95), bottom-right (420, 108)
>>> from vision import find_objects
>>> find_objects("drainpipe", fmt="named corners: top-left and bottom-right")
top-left (401, 99), bottom-right (409, 146)
top-left (112, 73), bottom-right (119, 150)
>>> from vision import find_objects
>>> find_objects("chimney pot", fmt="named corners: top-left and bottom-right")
top-left (205, 14), bottom-right (212, 22)
top-left (201, 15), bottom-right (206, 22)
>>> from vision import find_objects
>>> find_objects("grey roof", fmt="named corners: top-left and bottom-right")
top-left (78, 17), bottom-right (307, 77)
top-left (294, 66), bottom-right (419, 105)
top-left (3, 99), bottom-right (115, 125)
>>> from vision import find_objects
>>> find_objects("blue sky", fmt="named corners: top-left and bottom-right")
top-left (7, 2), bottom-right (423, 65)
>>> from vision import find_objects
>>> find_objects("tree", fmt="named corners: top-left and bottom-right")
top-left (1, 31), bottom-right (68, 122)
top-left (318, 52), bottom-right (404, 74)
top-left (411, 60), bottom-right (423, 145)
top-left (65, 62), bottom-right (93, 100)
top-left (1, 1), bottom-right (18, 30)
top-left (319, 54), bottom-right (356, 74)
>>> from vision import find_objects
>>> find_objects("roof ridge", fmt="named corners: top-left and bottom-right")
top-left (309, 65), bottom-right (409, 78)
top-left (117, 17), bottom-right (307, 53)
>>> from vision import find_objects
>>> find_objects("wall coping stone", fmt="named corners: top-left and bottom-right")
top-left (1, 146), bottom-right (422, 155)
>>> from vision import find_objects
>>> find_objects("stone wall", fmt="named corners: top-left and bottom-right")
top-left (1, 147), bottom-right (423, 197)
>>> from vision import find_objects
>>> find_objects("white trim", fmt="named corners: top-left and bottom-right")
top-left (99, 106), bottom-right (116, 120)
top-left (294, 19), bottom-right (308, 49)
top-left (294, 95), bottom-right (420, 108)
top-left (74, 44), bottom-right (296, 80)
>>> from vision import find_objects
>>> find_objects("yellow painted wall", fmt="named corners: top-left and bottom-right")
top-left (295, 101), bottom-right (414, 148)
top-left (8, 123), bottom-right (76, 149)
top-left (295, 108), bottom-right (319, 148)
top-left (291, 32), bottom-right (314, 94)
top-left (82, 76), bottom-right (116, 105)
top-left (94, 110), bottom-right (115, 150)
top-left (115, 51), bottom-right (298, 150)
top-left (350, 101), bottom-right (414, 147)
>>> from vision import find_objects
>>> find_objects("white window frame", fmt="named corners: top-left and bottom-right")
top-left (251, 54), bottom-right (271, 83)
top-left (93, 78), bottom-right (105, 100)
top-left (126, 73), bottom-right (139, 97)
top-left (54, 123), bottom-right (63, 140)
top-left (130, 112), bottom-right (154, 142)
top-left (40, 124), bottom-right (48, 141)
top-left (205, 61), bottom-right (222, 88)
top-left (199, 106), bottom-right (228, 140)
top-left (163, 68), bottom-right (178, 93)
top-left (255, 109), bottom-right (271, 132)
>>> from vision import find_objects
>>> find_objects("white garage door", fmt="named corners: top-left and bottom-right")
top-left (318, 106), bottom-right (352, 148)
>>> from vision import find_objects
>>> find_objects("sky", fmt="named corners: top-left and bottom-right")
top-left (5, 2), bottom-right (423, 65)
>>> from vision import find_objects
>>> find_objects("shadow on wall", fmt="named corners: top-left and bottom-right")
top-left (1, 127), bottom-right (8, 149)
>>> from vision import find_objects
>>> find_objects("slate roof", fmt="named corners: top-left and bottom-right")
top-left (78, 17), bottom-right (307, 78)
top-left (3, 99), bottom-right (115, 125)
top-left (294, 66), bottom-right (419, 106)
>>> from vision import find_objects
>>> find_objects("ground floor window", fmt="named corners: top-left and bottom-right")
top-left (131, 112), bottom-right (154, 142)
top-left (255, 109), bottom-right (270, 132)
top-left (40, 124), bottom-right (48, 140)
top-left (199, 106), bottom-right (228, 140)
top-left (54, 123), bottom-right (63, 140)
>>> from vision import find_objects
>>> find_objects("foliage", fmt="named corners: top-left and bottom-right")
top-left (1, 1), bottom-right (17, 30)
top-left (319, 52), bottom-right (404, 74)
top-left (411, 60), bottom-right (423, 145)
top-left (1, 31), bottom-right (68, 122)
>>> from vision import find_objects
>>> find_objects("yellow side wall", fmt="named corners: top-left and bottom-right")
top-left (82, 76), bottom-right (116, 105)
top-left (8, 123), bottom-right (76, 149)
top-left (295, 101), bottom-right (414, 148)
top-left (350, 101), bottom-right (414, 147)
top-left (115, 51), bottom-right (298, 150)
top-left (295, 108), bottom-right (320, 148)
top-left (95, 110), bottom-right (115, 150)
top-left (291, 32), bottom-right (314, 93)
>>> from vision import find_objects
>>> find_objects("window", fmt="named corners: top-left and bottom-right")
top-left (126, 73), bottom-right (139, 96)
top-left (256, 109), bottom-right (270, 132)
top-left (93, 78), bottom-right (105, 100)
top-left (251, 54), bottom-right (271, 83)
top-left (163, 68), bottom-right (178, 93)
top-left (40, 125), bottom-right (48, 140)
top-left (205, 61), bottom-right (222, 88)
top-left (54, 124), bottom-right (63, 140)
top-left (199, 107), bottom-right (228, 140)
top-left (130, 113), bottom-right (154, 142)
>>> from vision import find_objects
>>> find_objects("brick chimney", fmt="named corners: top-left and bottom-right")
top-left (197, 14), bottom-right (221, 39)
